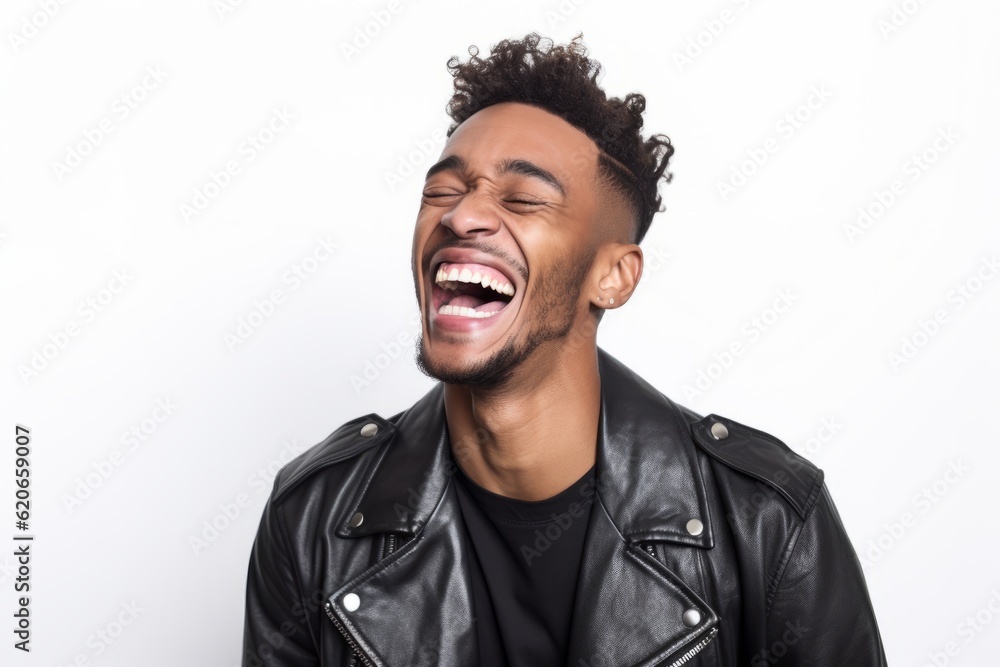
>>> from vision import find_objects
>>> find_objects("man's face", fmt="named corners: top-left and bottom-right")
top-left (411, 102), bottom-right (604, 388)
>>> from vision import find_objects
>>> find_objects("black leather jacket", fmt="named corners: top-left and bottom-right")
top-left (243, 347), bottom-right (888, 666)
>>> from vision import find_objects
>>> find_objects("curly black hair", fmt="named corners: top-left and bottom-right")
top-left (444, 32), bottom-right (674, 245)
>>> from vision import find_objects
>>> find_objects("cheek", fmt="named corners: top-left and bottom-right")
top-left (520, 226), bottom-right (586, 272)
top-left (412, 215), bottom-right (440, 262)
top-left (416, 204), bottom-right (448, 236)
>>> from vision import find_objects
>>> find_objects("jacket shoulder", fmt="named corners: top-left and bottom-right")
top-left (686, 410), bottom-right (825, 520)
top-left (271, 410), bottom-right (400, 504)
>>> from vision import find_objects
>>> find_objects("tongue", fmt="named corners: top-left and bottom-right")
top-left (448, 294), bottom-right (507, 313)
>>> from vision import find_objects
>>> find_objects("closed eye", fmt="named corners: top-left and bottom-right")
top-left (503, 196), bottom-right (548, 212)
top-left (421, 191), bottom-right (462, 206)
top-left (420, 190), bottom-right (548, 210)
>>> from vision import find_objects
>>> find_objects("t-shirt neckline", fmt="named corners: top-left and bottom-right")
top-left (453, 461), bottom-right (597, 525)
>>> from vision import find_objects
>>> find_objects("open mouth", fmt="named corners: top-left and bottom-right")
top-left (432, 261), bottom-right (516, 319)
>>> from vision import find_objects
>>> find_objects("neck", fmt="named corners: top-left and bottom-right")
top-left (444, 343), bottom-right (601, 501)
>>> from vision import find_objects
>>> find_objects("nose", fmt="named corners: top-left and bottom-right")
top-left (439, 190), bottom-right (502, 238)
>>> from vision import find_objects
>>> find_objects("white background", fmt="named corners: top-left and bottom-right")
top-left (2, 1), bottom-right (998, 665)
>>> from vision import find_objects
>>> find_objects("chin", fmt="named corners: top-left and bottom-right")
top-left (415, 337), bottom-right (521, 389)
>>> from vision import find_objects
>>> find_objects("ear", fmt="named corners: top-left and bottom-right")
top-left (592, 243), bottom-right (643, 308)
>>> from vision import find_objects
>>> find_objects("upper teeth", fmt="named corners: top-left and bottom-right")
top-left (435, 264), bottom-right (515, 296)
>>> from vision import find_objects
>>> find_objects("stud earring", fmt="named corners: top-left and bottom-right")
top-left (597, 296), bottom-right (603, 301)
top-left (609, 298), bottom-right (615, 305)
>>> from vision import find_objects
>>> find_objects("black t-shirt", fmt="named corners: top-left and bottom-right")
top-left (452, 458), bottom-right (597, 667)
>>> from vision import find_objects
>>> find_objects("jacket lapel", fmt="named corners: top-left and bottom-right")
top-left (566, 349), bottom-right (719, 666)
top-left (325, 347), bottom-right (719, 667)
top-left (565, 495), bottom-right (718, 667)
top-left (326, 476), bottom-right (478, 666)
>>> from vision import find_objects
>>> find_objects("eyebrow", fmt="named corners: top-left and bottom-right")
top-left (497, 158), bottom-right (566, 195)
top-left (424, 154), bottom-right (465, 181)
top-left (423, 155), bottom-right (567, 196)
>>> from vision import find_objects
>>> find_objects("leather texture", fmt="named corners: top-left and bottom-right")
top-left (242, 347), bottom-right (888, 666)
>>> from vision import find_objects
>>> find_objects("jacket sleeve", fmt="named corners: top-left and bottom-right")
top-left (762, 483), bottom-right (888, 666)
top-left (242, 489), bottom-right (323, 666)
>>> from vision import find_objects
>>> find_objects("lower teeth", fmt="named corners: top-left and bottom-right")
top-left (438, 304), bottom-right (501, 318)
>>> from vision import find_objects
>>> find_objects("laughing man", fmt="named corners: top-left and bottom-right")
top-left (243, 33), bottom-right (888, 667)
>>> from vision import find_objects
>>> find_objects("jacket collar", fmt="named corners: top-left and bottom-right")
top-left (327, 346), bottom-right (719, 666)
top-left (336, 346), bottom-right (715, 550)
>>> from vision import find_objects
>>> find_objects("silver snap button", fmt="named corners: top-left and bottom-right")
top-left (349, 512), bottom-right (364, 528)
top-left (710, 422), bottom-right (729, 440)
top-left (360, 423), bottom-right (378, 437)
top-left (686, 519), bottom-right (704, 536)
top-left (343, 593), bottom-right (360, 612)
top-left (682, 608), bottom-right (701, 627)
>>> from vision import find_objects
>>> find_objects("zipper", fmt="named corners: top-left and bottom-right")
top-left (325, 601), bottom-right (375, 667)
top-left (381, 532), bottom-right (398, 560)
top-left (325, 532), bottom-right (402, 666)
top-left (641, 541), bottom-right (718, 667)
top-left (665, 626), bottom-right (719, 667)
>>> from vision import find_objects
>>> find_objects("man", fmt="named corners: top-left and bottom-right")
top-left (242, 33), bottom-right (887, 666)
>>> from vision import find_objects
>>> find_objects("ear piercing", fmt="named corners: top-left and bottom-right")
top-left (609, 298), bottom-right (615, 305)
